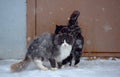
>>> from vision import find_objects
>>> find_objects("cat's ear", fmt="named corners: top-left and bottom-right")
top-left (68, 10), bottom-right (80, 25)
top-left (55, 25), bottom-right (59, 34)
top-left (56, 25), bottom-right (59, 27)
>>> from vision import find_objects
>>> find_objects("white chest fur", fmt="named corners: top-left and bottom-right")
top-left (56, 40), bottom-right (72, 62)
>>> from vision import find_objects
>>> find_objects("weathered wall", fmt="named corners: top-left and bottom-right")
top-left (0, 0), bottom-right (26, 59)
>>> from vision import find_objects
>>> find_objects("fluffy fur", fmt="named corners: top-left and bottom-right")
top-left (11, 32), bottom-right (74, 72)
top-left (55, 10), bottom-right (84, 66)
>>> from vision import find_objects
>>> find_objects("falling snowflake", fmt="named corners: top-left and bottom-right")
top-left (95, 18), bottom-right (99, 22)
top-left (102, 8), bottom-right (105, 11)
top-left (67, 17), bottom-right (70, 20)
top-left (49, 12), bottom-right (53, 15)
top-left (86, 40), bottom-right (91, 45)
top-left (52, 22), bottom-right (55, 25)
top-left (40, 8), bottom-right (43, 12)
top-left (103, 25), bottom-right (112, 32)
top-left (60, 8), bottom-right (64, 11)
top-left (27, 37), bottom-right (31, 41)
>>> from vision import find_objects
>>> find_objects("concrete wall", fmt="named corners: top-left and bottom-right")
top-left (0, 0), bottom-right (26, 59)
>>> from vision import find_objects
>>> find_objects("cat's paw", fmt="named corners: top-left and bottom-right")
top-left (41, 67), bottom-right (48, 71)
top-left (51, 67), bottom-right (58, 71)
top-left (61, 65), bottom-right (65, 69)
top-left (74, 64), bottom-right (79, 68)
top-left (66, 63), bottom-right (71, 67)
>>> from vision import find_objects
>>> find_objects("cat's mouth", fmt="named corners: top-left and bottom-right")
top-left (63, 44), bottom-right (68, 48)
top-left (61, 44), bottom-right (72, 50)
top-left (62, 44), bottom-right (69, 48)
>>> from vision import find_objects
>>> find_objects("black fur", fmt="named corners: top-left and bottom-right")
top-left (55, 10), bottom-right (84, 66)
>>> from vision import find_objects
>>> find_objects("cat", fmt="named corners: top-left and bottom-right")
top-left (11, 32), bottom-right (74, 72)
top-left (55, 10), bottom-right (84, 66)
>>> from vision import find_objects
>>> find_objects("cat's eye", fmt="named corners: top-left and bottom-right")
top-left (67, 37), bottom-right (73, 44)
top-left (62, 39), bottom-right (64, 43)
top-left (66, 39), bottom-right (71, 44)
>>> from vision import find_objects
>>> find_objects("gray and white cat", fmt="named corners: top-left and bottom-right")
top-left (11, 32), bottom-right (74, 72)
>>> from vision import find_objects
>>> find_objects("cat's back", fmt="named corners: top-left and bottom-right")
top-left (38, 32), bottom-right (52, 40)
top-left (27, 32), bottom-right (53, 59)
top-left (28, 33), bottom-right (52, 47)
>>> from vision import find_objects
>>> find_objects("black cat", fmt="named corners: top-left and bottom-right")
top-left (55, 10), bottom-right (84, 66)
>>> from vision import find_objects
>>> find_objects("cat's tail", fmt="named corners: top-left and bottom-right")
top-left (11, 56), bottom-right (31, 72)
top-left (68, 10), bottom-right (80, 26)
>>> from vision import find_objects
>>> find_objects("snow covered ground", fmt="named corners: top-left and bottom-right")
top-left (0, 58), bottom-right (120, 77)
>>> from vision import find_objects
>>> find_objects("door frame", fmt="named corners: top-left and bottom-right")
top-left (27, 0), bottom-right (36, 45)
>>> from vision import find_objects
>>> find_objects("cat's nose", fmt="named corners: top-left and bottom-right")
top-left (63, 44), bottom-right (68, 47)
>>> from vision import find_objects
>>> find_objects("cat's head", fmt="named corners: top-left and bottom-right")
top-left (55, 25), bottom-right (66, 34)
top-left (53, 33), bottom-right (74, 47)
top-left (55, 25), bottom-right (70, 34)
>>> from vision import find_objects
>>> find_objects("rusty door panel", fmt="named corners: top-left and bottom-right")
top-left (27, 0), bottom-right (120, 57)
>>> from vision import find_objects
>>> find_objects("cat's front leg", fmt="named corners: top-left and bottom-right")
top-left (62, 54), bottom-right (73, 66)
top-left (57, 62), bottom-right (62, 69)
top-left (49, 58), bottom-right (58, 70)
top-left (34, 59), bottom-right (48, 71)
top-left (74, 48), bottom-right (82, 67)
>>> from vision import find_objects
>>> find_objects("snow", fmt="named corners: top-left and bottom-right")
top-left (103, 25), bottom-right (112, 32)
top-left (0, 58), bottom-right (120, 77)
